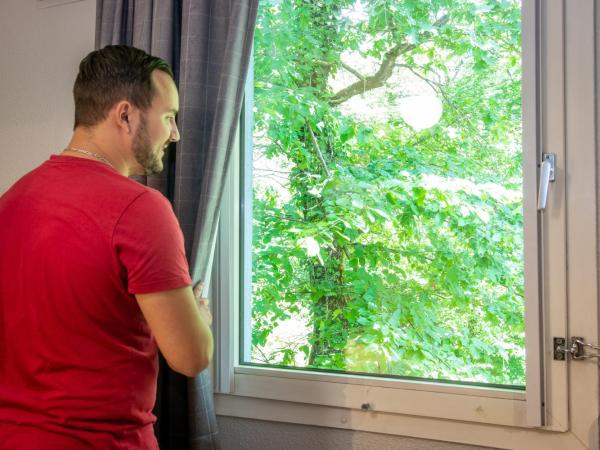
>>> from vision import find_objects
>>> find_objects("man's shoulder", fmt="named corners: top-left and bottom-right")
top-left (1, 157), bottom-right (172, 225)
top-left (122, 185), bottom-right (175, 220)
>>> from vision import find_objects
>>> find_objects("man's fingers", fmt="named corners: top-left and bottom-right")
top-left (193, 282), bottom-right (210, 308)
top-left (193, 281), bottom-right (204, 296)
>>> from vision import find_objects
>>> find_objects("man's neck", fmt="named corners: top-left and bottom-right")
top-left (65, 128), bottom-right (129, 176)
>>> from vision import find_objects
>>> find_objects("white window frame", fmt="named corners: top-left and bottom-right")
top-left (212, 1), bottom-right (600, 448)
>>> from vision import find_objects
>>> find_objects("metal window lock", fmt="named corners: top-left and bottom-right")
top-left (554, 337), bottom-right (600, 360)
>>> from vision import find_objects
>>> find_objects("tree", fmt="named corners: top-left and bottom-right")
top-left (250, 0), bottom-right (524, 385)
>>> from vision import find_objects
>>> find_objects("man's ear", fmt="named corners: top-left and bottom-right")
top-left (113, 101), bottom-right (132, 133)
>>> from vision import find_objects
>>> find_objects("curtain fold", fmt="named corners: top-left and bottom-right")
top-left (95, 1), bottom-right (258, 448)
top-left (175, 3), bottom-right (258, 448)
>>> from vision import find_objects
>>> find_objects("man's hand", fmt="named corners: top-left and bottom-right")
top-left (193, 281), bottom-right (213, 326)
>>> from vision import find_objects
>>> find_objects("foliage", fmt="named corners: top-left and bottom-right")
top-left (250, 0), bottom-right (524, 386)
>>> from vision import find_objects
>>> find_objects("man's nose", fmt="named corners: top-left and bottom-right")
top-left (170, 123), bottom-right (181, 142)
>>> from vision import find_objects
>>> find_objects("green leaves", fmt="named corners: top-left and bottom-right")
top-left (250, 0), bottom-right (525, 386)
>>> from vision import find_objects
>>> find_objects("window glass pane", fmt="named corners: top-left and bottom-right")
top-left (244, 0), bottom-right (524, 387)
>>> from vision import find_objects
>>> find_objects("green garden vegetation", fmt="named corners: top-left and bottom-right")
top-left (249, 0), bottom-right (524, 386)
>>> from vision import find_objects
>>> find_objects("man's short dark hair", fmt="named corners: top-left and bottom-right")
top-left (73, 45), bottom-right (174, 129)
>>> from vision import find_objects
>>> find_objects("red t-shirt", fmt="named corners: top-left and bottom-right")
top-left (0, 155), bottom-right (193, 449)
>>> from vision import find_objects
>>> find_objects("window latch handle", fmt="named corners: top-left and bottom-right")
top-left (537, 153), bottom-right (555, 210)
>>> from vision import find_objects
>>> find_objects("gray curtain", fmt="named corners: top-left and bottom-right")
top-left (95, 1), bottom-right (258, 449)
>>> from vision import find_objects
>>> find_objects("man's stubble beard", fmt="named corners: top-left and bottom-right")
top-left (133, 114), bottom-right (165, 176)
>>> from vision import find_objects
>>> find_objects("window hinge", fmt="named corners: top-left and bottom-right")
top-left (553, 337), bottom-right (600, 360)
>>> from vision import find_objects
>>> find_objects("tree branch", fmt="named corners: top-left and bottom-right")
top-left (254, 168), bottom-right (292, 175)
top-left (329, 42), bottom-right (415, 106)
top-left (340, 61), bottom-right (366, 81)
top-left (396, 64), bottom-right (442, 91)
top-left (306, 122), bottom-right (332, 178)
top-left (329, 15), bottom-right (449, 107)
top-left (315, 59), bottom-right (367, 81)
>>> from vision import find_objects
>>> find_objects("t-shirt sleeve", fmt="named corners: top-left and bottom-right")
top-left (112, 189), bottom-right (192, 294)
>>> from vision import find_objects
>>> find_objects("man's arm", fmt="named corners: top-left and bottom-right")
top-left (136, 285), bottom-right (213, 377)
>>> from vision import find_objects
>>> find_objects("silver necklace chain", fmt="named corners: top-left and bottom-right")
top-left (64, 146), bottom-right (114, 169)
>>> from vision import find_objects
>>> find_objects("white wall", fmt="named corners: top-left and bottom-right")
top-left (0, 0), bottom-right (96, 194)
top-left (218, 416), bottom-right (496, 450)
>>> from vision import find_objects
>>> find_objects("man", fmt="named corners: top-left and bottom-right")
top-left (0, 45), bottom-right (213, 449)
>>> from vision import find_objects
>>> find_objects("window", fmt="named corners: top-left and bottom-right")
top-left (213, 1), bottom-right (600, 448)
top-left (245, 0), bottom-right (525, 389)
